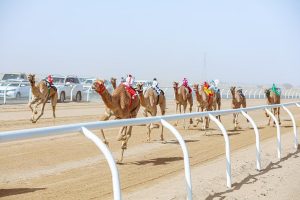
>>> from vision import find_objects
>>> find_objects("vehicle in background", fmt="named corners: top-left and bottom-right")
top-left (83, 78), bottom-right (114, 94)
top-left (83, 78), bottom-right (96, 90)
top-left (1, 73), bottom-right (27, 82)
top-left (50, 75), bottom-right (84, 102)
top-left (0, 80), bottom-right (30, 99)
top-left (78, 77), bottom-right (88, 84)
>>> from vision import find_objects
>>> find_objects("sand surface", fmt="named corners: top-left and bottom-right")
top-left (1, 99), bottom-right (300, 199)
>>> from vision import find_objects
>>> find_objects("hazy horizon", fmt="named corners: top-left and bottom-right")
top-left (0, 0), bottom-right (299, 85)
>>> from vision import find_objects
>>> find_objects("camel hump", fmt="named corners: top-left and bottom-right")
top-left (181, 86), bottom-right (187, 101)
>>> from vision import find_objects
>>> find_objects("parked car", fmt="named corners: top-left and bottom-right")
top-left (83, 78), bottom-right (114, 93)
top-left (1, 73), bottom-right (27, 82)
top-left (0, 80), bottom-right (30, 99)
top-left (50, 75), bottom-right (84, 102)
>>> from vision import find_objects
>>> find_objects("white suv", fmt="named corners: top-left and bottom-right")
top-left (51, 75), bottom-right (84, 102)
top-left (0, 80), bottom-right (30, 99)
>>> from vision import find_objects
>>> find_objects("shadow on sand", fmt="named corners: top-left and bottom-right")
top-left (205, 146), bottom-right (300, 200)
top-left (0, 188), bottom-right (46, 198)
top-left (129, 156), bottom-right (183, 166)
top-left (166, 139), bottom-right (199, 144)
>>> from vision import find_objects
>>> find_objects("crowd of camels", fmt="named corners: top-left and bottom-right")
top-left (27, 74), bottom-right (281, 163)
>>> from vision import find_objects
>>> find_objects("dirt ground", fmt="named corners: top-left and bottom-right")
top-left (0, 98), bottom-right (300, 200)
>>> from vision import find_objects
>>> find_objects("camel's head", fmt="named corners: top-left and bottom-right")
top-left (110, 77), bottom-right (117, 84)
top-left (193, 84), bottom-right (199, 92)
top-left (173, 82), bottom-right (179, 89)
top-left (265, 89), bottom-right (271, 98)
top-left (92, 80), bottom-right (106, 94)
top-left (27, 74), bottom-right (35, 84)
top-left (230, 86), bottom-right (236, 95)
top-left (135, 82), bottom-right (144, 93)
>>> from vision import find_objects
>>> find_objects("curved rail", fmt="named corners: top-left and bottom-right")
top-left (209, 114), bottom-right (231, 188)
top-left (161, 119), bottom-right (193, 200)
top-left (81, 127), bottom-right (121, 200)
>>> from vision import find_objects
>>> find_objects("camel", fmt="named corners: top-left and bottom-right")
top-left (98, 77), bottom-right (118, 145)
top-left (193, 84), bottom-right (214, 130)
top-left (230, 86), bottom-right (247, 130)
top-left (28, 74), bottom-right (58, 123)
top-left (173, 82), bottom-right (193, 128)
top-left (265, 88), bottom-right (281, 126)
top-left (136, 83), bottom-right (166, 142)
top-left (93, 80), bottom-right (140, 163)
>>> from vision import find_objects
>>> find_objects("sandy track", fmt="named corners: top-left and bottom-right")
top-left (0, 99), bottom-right (300, 199)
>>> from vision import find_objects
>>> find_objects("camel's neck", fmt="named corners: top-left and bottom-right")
top-left (138, 92), bottom-right (147, 107)
top-left (173, 88), bottom-right (179, 100)
top-left (195, 89), bottom-right (202, 102)
top-left (29, 81), bottom-right (40, 96)
top-left (111, 82), bottom-right (116, 90)
top-left (99, 89), bottom-right (114, 109)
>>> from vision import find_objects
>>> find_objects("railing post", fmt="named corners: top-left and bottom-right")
top-left (209, 114), bottom-right (231, 188)
top-left (70, 85), bottom-right (78, 102)
top-left (28, 87), bottom-right (32, 103)
top-left (226, 89), bottom-right (230, 99)
top-left (86, 86), bottom-right (92, 102)
top-left (220, 89), bottom-right (224, 99)
top-left (3, 86), bottom-right (7, 104)
top-left (258, 89), bottom-right (263, 99)
top-left (81, 127), bottom-right (122, 200)
top-left (241, 111), bottom-right (261, 170)
top-left (253, 89), bottom-right (258, 99)
top-left (265, 108), bottom-right (281, 159)
top-left (282, 105), bottom-right (298, 149)
top-left (160, 119), bottom-right (193, 200)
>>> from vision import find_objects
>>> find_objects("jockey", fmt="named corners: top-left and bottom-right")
top-left (47, 75), bottom-right (54, 85)
top-left (182, 78), bottom-right (192, 93)
top-left (236, 87), bottom-right (245, 98)
top-left (209, 79), bottom-right (220, 93)
top-left (203, 81), bottom-right (213, 97)
top-left (123, 74), bottom-right (135, 87)
top-left (152, 78), bottom-right (162, 95)
top-left (271, 83), bottom-right (281, 96)
top-left (45, 75), bottom-right (57, 92)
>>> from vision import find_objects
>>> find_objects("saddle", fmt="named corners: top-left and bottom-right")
top-left (44, 80), bottom-right (57, 94)
top-left (124, 85), bottom-right (138, 99)
top-left (271, 87), bottom-right (281, 96)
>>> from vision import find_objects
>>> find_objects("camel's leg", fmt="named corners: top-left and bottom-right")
top-left (159, 100), bottom-right (166, 143)
top-left (32, 99), bottom-right (47, 123)
top-left (51, 93), bottom-right (58, 118)
top-left (183, 104), bottom-right (187, 129)
top-left (218, 99), bottom-right (222, 121)
top-left (117, 126), bottom-right (127, 141)
top-left (28, 97), bottom-right (39, 121)
top-left (188, 98), bottom-right (193, 125)
top-left (174, 103), bottom-right (179, 126)
top-left (117, 126), bottom-right (133, 164)
top-left (233, 113), bottom-right (238, 130)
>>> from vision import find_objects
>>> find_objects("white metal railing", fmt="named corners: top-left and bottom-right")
top-left (0, 102), bottom-right (299, 199)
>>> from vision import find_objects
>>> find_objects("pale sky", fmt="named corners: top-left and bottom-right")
top-left (0, 0), bottom-right (299, 86)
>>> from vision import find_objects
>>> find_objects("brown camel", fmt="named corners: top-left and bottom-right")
top-left (136, 83), bottom-right (166, 142)
top-left (28, 74), bottom-right (58, 123)
top-left (98, 77), bottom-right (118, 145)
top-left (265, 88), bottom-right (281, 126)
top-left (193, 84), bottom-right (214, 130)
top-left (173, 82), bottom-right (193, 128)
top-left (93, 80), bottom-right (140, 163)
top-left (230, 86), bottom-right (247, 130)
